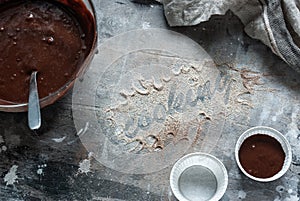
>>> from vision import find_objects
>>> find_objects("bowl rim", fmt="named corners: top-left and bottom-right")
top-left (234, 126), bottom-right (292, 182)
top-left (170, 152), bottom-right (228, 201)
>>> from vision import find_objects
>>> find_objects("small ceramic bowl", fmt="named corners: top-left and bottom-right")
top-left (170, 152), bottom-right (228, 201)
top-left (235, 126), bottom-right (292, 182)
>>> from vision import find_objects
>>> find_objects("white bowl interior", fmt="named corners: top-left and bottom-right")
top-left (170, 152), bottom-right (228, 201)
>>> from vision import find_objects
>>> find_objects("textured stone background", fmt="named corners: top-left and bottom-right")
top-left (0, 0), bottom-right (299, 200)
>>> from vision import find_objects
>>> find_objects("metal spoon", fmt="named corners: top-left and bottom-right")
top-left (28, 71), bottom-right (41, 130)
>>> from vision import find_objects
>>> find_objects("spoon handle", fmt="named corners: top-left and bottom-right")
top-left (28, 71), bottom-right (41, 130)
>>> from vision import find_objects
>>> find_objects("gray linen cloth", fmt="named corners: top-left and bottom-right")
top-left (156, 0), bottom-right (300, 73)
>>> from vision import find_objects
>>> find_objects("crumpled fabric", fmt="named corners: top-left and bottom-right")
top-left (157, 0), bottom-right (300, 73)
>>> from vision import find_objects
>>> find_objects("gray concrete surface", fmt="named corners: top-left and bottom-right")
top-left (0, 0), bottom-right (299, 200)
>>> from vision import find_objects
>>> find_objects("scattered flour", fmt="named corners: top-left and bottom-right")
top-left (284, 194), bottom-right (300, 201)
top-left (77, 152), bottom-right (93, 175)
top-left (37, 164), bottom-right (47, 176)
top-left (0, 145), bottom-right (7, 153)
top-left (4, 165), bottom-right (18, 186)
top-left (238, 190), bottom-right (246, 199)
top-left (37, 169), bottom-right (43, 175)
top-left (142, 21), bottom-right (151, 29)
top-left (78, 159), bottom-right (91, 174)
top-left (51, 136), bottom-right (66, 143)
top-left (275, 176), bottom-right (299, 201)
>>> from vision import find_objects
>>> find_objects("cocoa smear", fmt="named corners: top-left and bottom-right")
top-left (239, 134), bottom-right (285, 178)
top-left (0, 0), bottom-right (95, 103)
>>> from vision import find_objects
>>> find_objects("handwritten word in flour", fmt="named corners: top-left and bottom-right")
top-left (122, 71), bottom-right (233, 137)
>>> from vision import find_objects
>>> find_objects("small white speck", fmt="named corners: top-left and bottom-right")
top-left (2, 145), bottom-right (7, 151)
top-left (172, 66), bottom-right (181, 76)
top-left (77, 122), bottom-right (89, 136)
top-left (4, 165), bottom-right (18, 186)
top-left (37, 168), bottom-right (43, 175)
top-left (238, 190), bottom-right (246, 199)
top-left (150, 5), bottom-right (154, 8)
top-left (78, 159), bottom-right (91, 174)
top-left (37, 164), bottom-right (47, 176)
top-left (288, 189), bottom-right (293, 194)
top-left (52, 136), bottom-right (66, 143)
top-left (47, 36), bottom-right (54, 43)
top-left (142, 22), bottom-right (151, 29)
top-left (88, 152), bottom-right (93, 158)
top-left (28, 13), bottom-right (34, 19)
top-left (77, 128), bottom-right (83, 135)
top-left (115, 127), bottom-right (123, 135)
top-left (77, 152), bottom-right (93, 175)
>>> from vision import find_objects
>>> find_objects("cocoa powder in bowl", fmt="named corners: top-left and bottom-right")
top-left (0, 0), bottom-right (97, 111)
top-left (238, 134), bottom-right (285, 178)
top-left (235, 126), bottom-right (292, 182)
